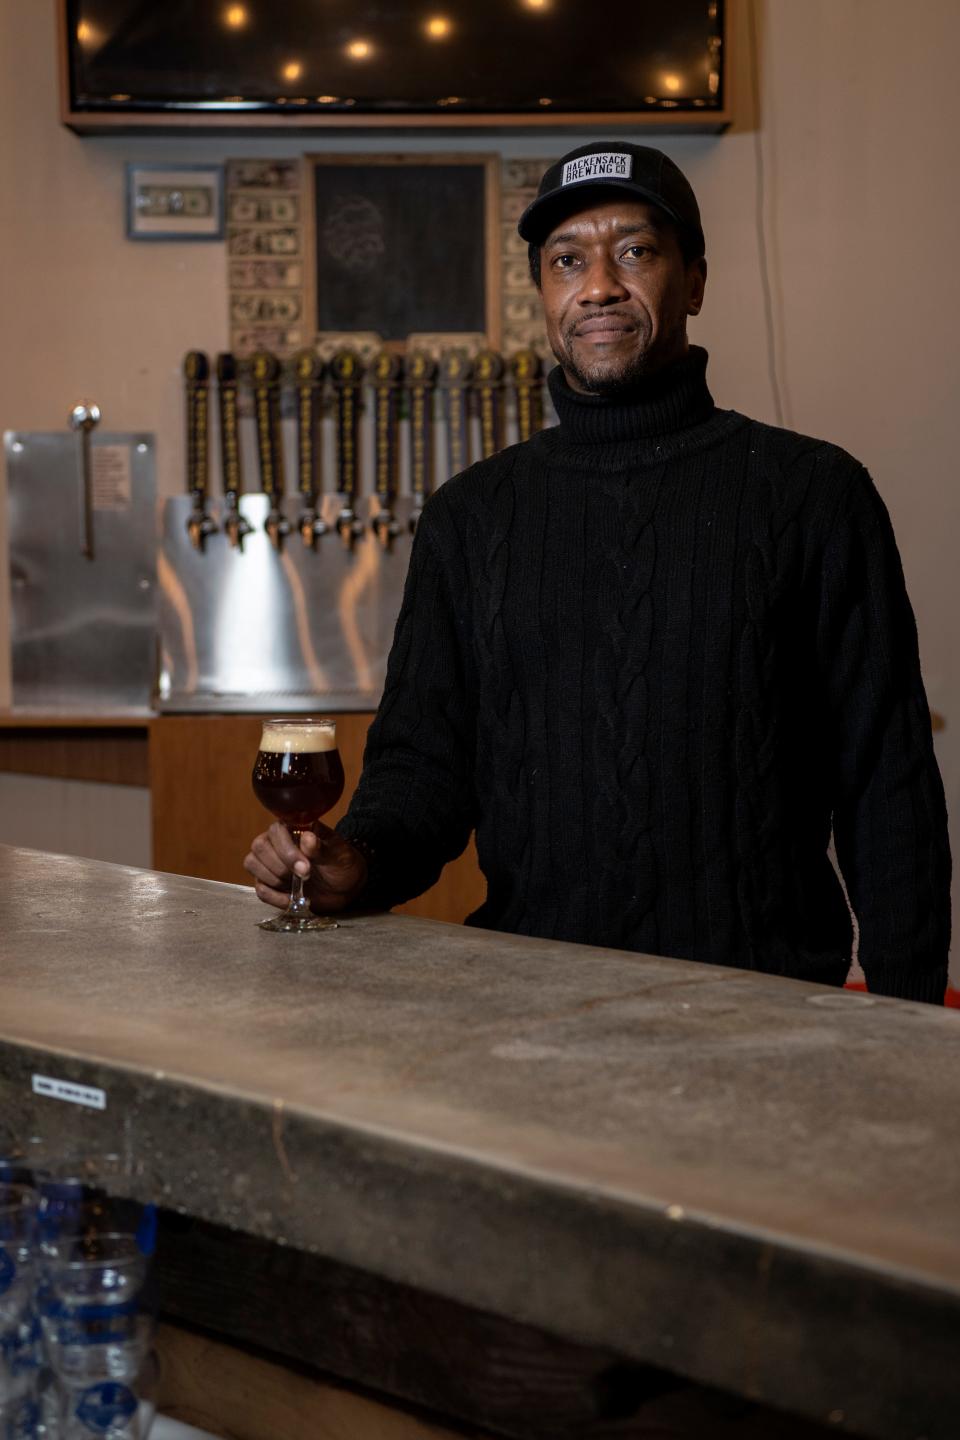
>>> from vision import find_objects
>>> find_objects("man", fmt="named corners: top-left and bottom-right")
top-left (245, 142), bottom-right (950, 1003)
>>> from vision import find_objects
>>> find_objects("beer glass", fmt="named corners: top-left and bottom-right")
top-left (251, 718), bottom-right (346, 932)
top-left (41, 1233), bottom-right (157, 1439)
top-left (0, 1183), bottom-right (41, 1432)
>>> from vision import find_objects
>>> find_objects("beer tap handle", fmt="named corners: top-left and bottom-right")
top-left (474, 349), bottom-right (505, 459)
top-left (68, 401), bottom-right (101, 560)
top-left (439, 350), bottom-right (473, 482)
top-left (330, 348), bottom-right (365, 552)
top-left (407, 351), bottom-right (437, 535)
top-left (214, 351), bottom-right (251, 547)
top-left (292, 349), bottom-right (328, 547)
top-left (216, 352), bottom-right (252, 550)
top-left (250, 350), bottom-right (287, 550)
top-left (183, 350), bottom-right (217, 551)
top-left (510, 348), bottom-right (544, 443)
top-left (371, 350), bottom-right (404, 551)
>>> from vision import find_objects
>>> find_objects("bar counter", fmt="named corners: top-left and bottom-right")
top-left (1, 845), bottom-right (958, 1439)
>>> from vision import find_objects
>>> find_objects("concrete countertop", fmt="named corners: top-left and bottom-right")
top-left (0, 844), bottom-right (958, 1438)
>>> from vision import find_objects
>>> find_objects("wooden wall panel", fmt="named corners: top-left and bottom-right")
top-left (0, 725), bottom-right (149, 786)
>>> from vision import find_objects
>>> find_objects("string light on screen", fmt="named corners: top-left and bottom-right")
top-left (282, 60), bottom-right (303, 82)
top-left (662, 73), bottom-right (682, 93)
top-left (76, 19), bottom-right (98, 44)
top-left (346, 39), bottom-right (374, 59)
top-left (522, 0), bottom-right (550, 10)
top-left (425, 16), bottom-right (453, 39)
top-left (224, 4), bottom-right (248, 27)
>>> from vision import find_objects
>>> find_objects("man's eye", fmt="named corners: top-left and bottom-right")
top-left (552, 254), bottom-right (577, 269)
top-left (623, 245), bottom-right (652, 259)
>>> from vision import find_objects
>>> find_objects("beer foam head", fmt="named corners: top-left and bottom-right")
top-left (260, 720), bottom-right (337, 754)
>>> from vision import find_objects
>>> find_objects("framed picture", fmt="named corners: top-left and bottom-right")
top-left (308, 154), bottom-right (500, 347)
top-left (126, 164), bottom-right (225, 241)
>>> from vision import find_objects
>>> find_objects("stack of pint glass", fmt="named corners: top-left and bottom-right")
top-left (0, 1155), bottom-right (157, 1440)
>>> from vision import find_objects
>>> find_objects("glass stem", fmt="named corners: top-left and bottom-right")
top-left (288, 871), bottom-right (309, 915)
top-left (286, 833), bottom-right (312, 917)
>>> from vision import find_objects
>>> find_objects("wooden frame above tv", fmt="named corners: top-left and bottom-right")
top-left (58, 0), bottom-right (732, 136)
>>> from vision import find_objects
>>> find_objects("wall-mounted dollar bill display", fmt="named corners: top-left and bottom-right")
top-left (228, 158), bottom-right (306, 358)
top-left (501, 224), bottom-right (529, 259)
top-left (230, 261), bottom-right (303, 290)
top-left (502, 190), bottom-right (537, 224)
top-left (405, 332), bottom-right (486, 361)
top-left (231, 293), bottom-right (302, 326)
top-left (503, 160), bottom-right (547, 190)
top-left (232, 326), bottom-right (304, 357)
top-left (228, 228), bottom-right (300, 257)
top-left (139, 183), bottom-right (213, 219)
top-left (229, 194), bottom-right (300, 226)
top-left (226, 160), bottom-right (300, 191)
top-left (503, 260), bottom-right (535, 292)
top-left (314, 332), bottom-right (383, 366)
top-left (504, 295), bottom-right (543, 325)
top-left (498, 158), bottom-right (550, 355)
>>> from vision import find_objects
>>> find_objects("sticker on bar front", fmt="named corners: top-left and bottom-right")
top-left (31, 1075), bottom-right (106, 1110)
top-left (76, 1382), bottom-right (137, 1433)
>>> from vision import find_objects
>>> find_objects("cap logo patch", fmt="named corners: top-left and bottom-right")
top-left (561, 152), bottom-right (632, 187)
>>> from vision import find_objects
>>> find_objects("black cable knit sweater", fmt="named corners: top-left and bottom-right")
top-left (339, 347), bottom-right (950, 1002)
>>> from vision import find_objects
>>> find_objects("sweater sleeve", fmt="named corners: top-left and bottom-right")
top-left (336, 494), bottom-right (478, 909)
top-left (817, 465), bottom-right (951, 1003)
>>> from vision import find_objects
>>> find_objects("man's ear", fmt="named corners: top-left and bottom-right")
top-left (687, 257), bottom-right (707, 316)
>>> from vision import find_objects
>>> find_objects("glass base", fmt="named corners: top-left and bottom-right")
top-left (258, 911), bottom-right (339, 932)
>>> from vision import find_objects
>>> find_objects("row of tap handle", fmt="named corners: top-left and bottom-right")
top-left (183, 345), bottom-right (547, 553)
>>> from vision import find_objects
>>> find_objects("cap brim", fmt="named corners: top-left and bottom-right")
top-left (517, 180), bottom-right (687, 245)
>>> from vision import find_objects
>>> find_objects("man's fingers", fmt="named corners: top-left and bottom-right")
top-left (254, 880), bottom-right (292, 910)
top-left (246, 823), bottom-right (366, 915)
top-left (267, 821), bottom-right (311, 876)
top-left (244, 836), bottom-right (289, 888)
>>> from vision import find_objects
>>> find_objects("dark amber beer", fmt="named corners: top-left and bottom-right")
top-left (251, 719), bottom-right (346, 933)
top-left (253, 721), bottom-right (345, 834)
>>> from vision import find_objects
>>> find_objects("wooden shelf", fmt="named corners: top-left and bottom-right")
top-left (0, 712), bottom-right (153, 729)
top-left (0, 716), bottom-right (151, 787)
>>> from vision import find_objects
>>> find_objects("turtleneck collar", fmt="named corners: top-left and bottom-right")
top-left (546, 344), bottom-right (716, 446)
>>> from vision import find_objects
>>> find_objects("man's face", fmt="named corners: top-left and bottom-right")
top-left (538, 198), bottom-right (707, 394)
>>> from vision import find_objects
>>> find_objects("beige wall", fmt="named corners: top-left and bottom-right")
top-left (1, 1), bottom-right (957, 973)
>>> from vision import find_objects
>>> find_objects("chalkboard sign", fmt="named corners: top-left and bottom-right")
top-left (311, 156), bottom-right (499, 345)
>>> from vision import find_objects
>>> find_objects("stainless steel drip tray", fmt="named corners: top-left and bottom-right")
top-left (157, 493), bottom-right (410, 714)
top-left (159, 690), bottom-right (381, 715)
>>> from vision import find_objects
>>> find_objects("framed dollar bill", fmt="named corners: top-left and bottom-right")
top-left (126, 164), bottom-right (225, 240)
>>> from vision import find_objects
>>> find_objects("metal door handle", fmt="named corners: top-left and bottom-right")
top-left (69, 402), bottom-right (101, 559)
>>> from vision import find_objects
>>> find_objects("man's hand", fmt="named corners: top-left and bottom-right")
top-left (244, 822), bottom-right (368, 914)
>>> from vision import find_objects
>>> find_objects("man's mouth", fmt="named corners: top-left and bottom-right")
top-left (572, 316), bottom-right (636, 344)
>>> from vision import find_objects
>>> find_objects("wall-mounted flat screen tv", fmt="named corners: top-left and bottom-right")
top-left (64, 0), bottom-right (725, 122)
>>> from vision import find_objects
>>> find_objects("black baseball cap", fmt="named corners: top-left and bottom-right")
top-left (517, 141), bottom-right (705, 257)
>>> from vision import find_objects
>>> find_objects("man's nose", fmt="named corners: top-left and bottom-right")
top-left (577, 256), bottom-right (629, 305)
